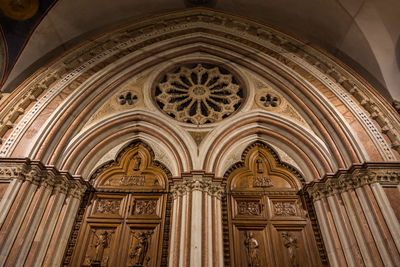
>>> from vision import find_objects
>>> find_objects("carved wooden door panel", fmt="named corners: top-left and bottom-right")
top-left (68, 143), bottom-right (170, 267)
top-left (73, 192), bottom-right (166, 267)
top-left (226, 143), bottom-right (322, 267)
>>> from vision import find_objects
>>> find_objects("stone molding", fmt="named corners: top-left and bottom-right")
top-left (0, 158), bottom-right (88, 199)
top-left (170, 176), bottom-right (224, 199)
top-left (1, 9), bottom-right (398, 159)
top-left (303, 163), bottom-right (400, 201)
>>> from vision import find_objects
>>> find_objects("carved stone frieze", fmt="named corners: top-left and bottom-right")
top-left (0, 159), bottom-right (88, 197)
top-left (274, 202), bottom-right (296, 216)
top-left (304, 163), bottom-right (400, 201)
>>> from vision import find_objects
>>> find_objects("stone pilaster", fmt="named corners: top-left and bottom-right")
top-left (169, 175), bottom-right (224, 267)
top-left (304, 163), bottom-right (400, 267)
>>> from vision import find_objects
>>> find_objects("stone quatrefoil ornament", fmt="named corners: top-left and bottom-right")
top-left (154, 63), bottom-right (244, 124)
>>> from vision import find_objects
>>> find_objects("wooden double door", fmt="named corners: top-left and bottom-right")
top-left (226, 143), bottom-right (323, 267)
top-left (228, 193), bottom-right (321, 267)
top-left (70, 192), bottom-right (167, 267)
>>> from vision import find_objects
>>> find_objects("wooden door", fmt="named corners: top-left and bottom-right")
top-left (68, 142), bottom-right (170, 267)
top-left (226, 143), bottom-right (322, 267)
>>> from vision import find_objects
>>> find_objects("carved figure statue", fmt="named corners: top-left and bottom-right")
top-left (244, 231), bottom-right (260, 267)
top-left (256, 158), bottom-right (263, 173)
top-left (130, 230), bottom-right (153, 266)
top-left (282, 232), bottom-right (299, 267)
top-left (92, 230), bottom-right (111, 264)
top-left (133, 155), bottom-right (142, 171)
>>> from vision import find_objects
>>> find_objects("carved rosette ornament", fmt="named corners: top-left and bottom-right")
top-left (154, 63), bottom-right (244, 124)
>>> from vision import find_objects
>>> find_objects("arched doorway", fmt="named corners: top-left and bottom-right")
top-left (225, 142), bottom-right (322, 266)
top-left (67, 142), bottom-right (171, 266)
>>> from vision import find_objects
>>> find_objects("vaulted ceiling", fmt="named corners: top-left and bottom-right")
top-left (1, 0), bottom-right (399, 101)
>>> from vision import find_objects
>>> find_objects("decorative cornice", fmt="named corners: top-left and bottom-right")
top-left (170, 176), bottom-right (225, 200)
top-left (302, 163), bottom-right (400, 201)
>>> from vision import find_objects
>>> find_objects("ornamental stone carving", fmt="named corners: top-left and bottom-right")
top-left (304, 164), bottom-right (400, 201)
top-left (170, 177), bottom-right (224, 199)
top-left (154, 63), bottom-right (243, 124)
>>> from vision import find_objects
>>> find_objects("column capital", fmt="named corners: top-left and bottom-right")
top-left (170, 176), bottom-right (225, 199)
top-left (304, 163), bottom-right (400, 201)
top-left (67, 180), bottom-right (87, 199)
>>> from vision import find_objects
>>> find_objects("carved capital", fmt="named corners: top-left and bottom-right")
top-left (25, 166), bottom-right (43, 185)
top-left (53, 176), bottom-right (69, 194)
top-left (305, 164), bottom-right (400, 201)
top-left (68, 180), bottom-right (87, 199)
top-left (170, 177), bottom-right (224, 199)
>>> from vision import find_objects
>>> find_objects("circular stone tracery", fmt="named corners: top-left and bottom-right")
top-left (154, 63), bottom-right (244, 124)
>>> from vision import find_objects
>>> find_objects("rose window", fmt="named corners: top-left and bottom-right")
top-left (154, 63), bottom-right (244, 124)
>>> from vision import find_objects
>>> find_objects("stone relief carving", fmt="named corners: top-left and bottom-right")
top-left (259, 93), bottom-right (280, 107)
top-left (129, 230), bottom-right (153, 267)
top-left (132, 199), bottom-right (157, 215)
top-left (237, 200), bottom-right (262, 216)
top-left (304, 166), bottom-right (400, 201)
top-left (132, 154), bottom-right (142, 171)
top-left (244, 231), bottom-right (261, 267)
top-left (154, 63), bottom-right (243, 124)
top-left (274, 202), bottom-right (296, 216)
top-left (96, 199), bottom-right (120, 214)
top-left (170, 177), bottom-right (224, 199)
top-left (281, 232), bottom-right (299, 267)
top-left (118, 91), bottom-right (138, 105)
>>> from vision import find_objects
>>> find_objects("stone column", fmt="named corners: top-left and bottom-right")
top-left (42, 180), bottom-right (87, 267)
top-left (169, 176), bottom-right (224, 267)
top-left (0, 166), bottom-right (41, 267)
top-left (305, 164), bottom-right (400, 267)
top-left (0, 159), bottom-right (87, 267)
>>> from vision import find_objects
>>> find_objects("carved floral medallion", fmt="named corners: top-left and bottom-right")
top-left (154, 63), bottom-right (244, 124)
